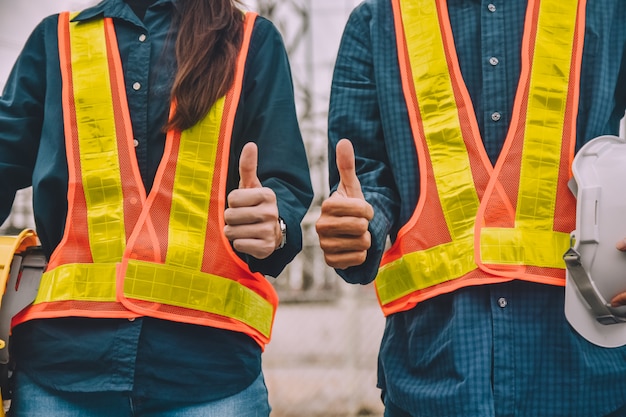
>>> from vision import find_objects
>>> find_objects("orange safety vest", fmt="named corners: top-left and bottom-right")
top-left (14, 11), bottom-right (278, 348)
top-left (375, 0), bottom-right (585, 316)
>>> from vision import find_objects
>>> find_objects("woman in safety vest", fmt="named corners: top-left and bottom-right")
top-left (0, 0), bottom-right (313, 415)
top-left (316, 0), bottom-right (626, 416)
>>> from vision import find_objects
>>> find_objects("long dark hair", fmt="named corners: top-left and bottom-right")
top-left (165, 0), bottom-right (244, 132)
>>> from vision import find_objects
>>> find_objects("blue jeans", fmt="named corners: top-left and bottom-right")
top-left (8, 371), bottom-right (271, 417)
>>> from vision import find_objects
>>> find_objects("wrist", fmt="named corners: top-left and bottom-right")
top-left (276, 217), bottom-right (287, 250)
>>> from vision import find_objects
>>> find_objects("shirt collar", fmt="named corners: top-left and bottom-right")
top-left (71, 0), bottom-right (176, 23)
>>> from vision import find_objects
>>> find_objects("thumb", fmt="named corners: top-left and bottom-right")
top-left (239, 142), bottom-right (262, 189)
top-left (336, 139), bottom-right (364, 198)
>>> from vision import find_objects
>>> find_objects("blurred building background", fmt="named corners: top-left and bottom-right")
top-left (0, 1), bottom-right (385, 416)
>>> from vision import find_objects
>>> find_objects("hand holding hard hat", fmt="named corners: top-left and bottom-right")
top-left (609, 240), bottom-right (626, 306)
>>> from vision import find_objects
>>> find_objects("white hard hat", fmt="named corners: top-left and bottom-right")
top-left (564, 135), bottom-right (626, 348)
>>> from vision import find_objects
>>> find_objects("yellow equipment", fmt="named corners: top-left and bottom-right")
top-left (0, 230), bottom-right (46, 415)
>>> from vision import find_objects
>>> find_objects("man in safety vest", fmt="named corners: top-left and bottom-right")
top-left (0, 0), bottom-right (313, 415)
top-left (316, 1), bottom-right (626, 416)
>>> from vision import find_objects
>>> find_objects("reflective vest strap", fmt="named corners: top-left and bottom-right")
top-left (68, 16), bottom-right (126, 263)
top-left (517, 0), bottom-right (581, 231)
top-left (54, 11), bottom-right (95, 270)
top-left (34, 263), bottom-right (118, 304)
top-left (377, 228), bottom-right (571, 308)
top-left (166, 97), bottom-right (224, 270)
top-left (166, 13), bottom-right (255, 271)
top-left (394, 0), bottom-right (480, 241)
top-left (477, 0), bottom-right (583, 276)
top-left (124, 260), bottom-right (273, 338)
top-left (376, 235), bottom-right (476, 306)
top-left (480, 228), bottom-right (571, 268)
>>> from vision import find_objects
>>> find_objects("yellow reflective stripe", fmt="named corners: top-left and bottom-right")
top-left (70, 16), bottom-right (125, 263)
top-left (480, 228), bottom-right (570, 268)
top-left (481, 0), bottom-right (577, 267)
top-left (376, 236), bottom-right (476, 306)
top-left (124, 259), bottom-right (273, 338)
top-left (518, 1), bottom-right (577, 230)
top-left (400, 0), bottom-right (480, 241)
top-left (34, 263), bottom-right (118, 304)
top-left (166, 97), bottom-right (225, 270)
top-left (377, 0), bottom-right (480, 302)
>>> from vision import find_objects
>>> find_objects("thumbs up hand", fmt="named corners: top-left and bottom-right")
top-left (224, 142), bottom-right (282, 259)
top-left (316, 139), bottom-right (374, 269)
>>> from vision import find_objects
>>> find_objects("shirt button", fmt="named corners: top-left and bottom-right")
top-left (491, 112), bottom-right (501, 122)
top-left (498, 297), bottom-right (508, 308)
top-left (489, 56), bottom-right (499, 66)
top-left (133, 139), bottom-right (139, 147)
top-left (139, 34), bottom-right (147, 42)
top-left (132, 82), bottom-right (141, 91)
top-left (488, 4), bottom-right (496, 12)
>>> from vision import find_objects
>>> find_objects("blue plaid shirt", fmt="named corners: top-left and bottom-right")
top-left (329, 1), bottom-right (626, 416)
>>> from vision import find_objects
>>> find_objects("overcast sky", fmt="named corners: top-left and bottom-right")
top-left (0, 0), bottom-right (99, 87)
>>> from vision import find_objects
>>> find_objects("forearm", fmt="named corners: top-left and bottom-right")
top-left (327, 7), bottom-right (399, 284)
top-left (234, 17), bottom-right (313, 276)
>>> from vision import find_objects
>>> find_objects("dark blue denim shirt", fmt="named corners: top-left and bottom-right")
top-left (0, 0), bottom-right (312, 402)
top-left (329, 1), bottom-right (626, 416)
